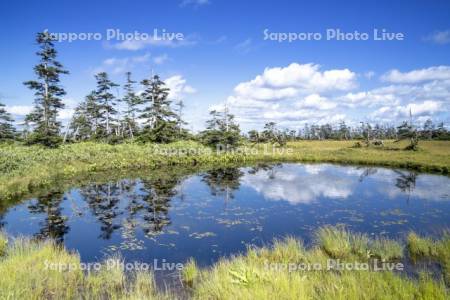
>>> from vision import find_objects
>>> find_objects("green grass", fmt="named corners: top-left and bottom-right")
top-left (316, 226), bottom-right (403, 261)
top-left (407, 231), bottom-right (450, 284)
top-left (1, 226), bottom-right (448, 299)
top-left (0, 236), bottom-right (171, 299)
top-left (316, 226), bottom-right (352, 258)
top-left (370, 237), bottom-right (404, 261)
top-left (0, 231), bottom-right (7, 257)
top-left (192, 228), bottom-right (447, 300)
top-left (182, 258), bottom-right (199, 288)
top-left (1, 140), bottom-right (449, 201)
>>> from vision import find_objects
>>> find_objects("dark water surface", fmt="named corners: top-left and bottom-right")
top-left (2, 163), bottom-right (450, 267)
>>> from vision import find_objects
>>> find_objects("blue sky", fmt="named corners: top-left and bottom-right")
top-left (1, 0), bottom-right (449, 131)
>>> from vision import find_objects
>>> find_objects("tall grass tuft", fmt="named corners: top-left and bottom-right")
top-left (0, 231), bottom-right (7, 257)
top-left (370, 237), bottom-right (404, 260)
top-left (316, 226), bottom-right (351, 258)
top-left (182, 258), bottom-right (199, 288)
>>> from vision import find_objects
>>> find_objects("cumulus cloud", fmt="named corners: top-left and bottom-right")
top-left (216, 62), bottom-right (357, 128)
top-left (381, 66), bottom-right (450, 83)
top-left (211, 63), bottom-right (449, 130)
top-left (247, 63), bottom-right (357, 92)
top-left (164, 75), bottom-right (196, 100)
top-left (295, 94), bottom-right (336, 110)
top-left (370, 100), bottom-right (443, 120)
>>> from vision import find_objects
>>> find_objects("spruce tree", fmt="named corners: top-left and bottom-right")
top-left (200, 109), bottom-right (241, 149)
top-left (24, 32), bottom-right (69, 147)
top-left (93, 72), bottom-right (119, 139)
top-left (139, 74), bottom-right (179, 143)
top-left (0, 101), bottom-right (15, 141)
top-left (122, 72), bottom-right (141, 138)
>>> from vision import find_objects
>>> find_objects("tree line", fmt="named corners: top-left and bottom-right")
top-left (0, 32), bottom-right (449, 148)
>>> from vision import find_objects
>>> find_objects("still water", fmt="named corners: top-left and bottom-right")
top-left (1, 163), bottom-right (450, 267)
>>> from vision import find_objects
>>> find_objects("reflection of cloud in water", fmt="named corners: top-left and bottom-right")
top-left (354, 168), bottom-right (450, 201)
top-left (386, 174), bottom-right (450, 201)
top-left (241, 164), bottom-right (356, 204)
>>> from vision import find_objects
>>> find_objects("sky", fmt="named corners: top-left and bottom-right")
top-left (0, 0), bottom-right (449, 132)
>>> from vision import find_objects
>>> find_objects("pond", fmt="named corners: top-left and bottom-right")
top-left (1, 163), bottom-right (450, 269)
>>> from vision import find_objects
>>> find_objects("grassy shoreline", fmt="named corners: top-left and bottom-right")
top-left (1, 226), bottom-right (448, 299)
top-left (1, 140), bottom-right (449, 201)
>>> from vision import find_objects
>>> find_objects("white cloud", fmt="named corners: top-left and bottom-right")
top-left (241, 164), bottom-right (355, 204)
top-left (295, 94), bottom-right (336, 110)
top-left (234, 39), bottom-right (254, 54)
top-left (6, 105), bottom-right (74, 120)
top-left (381, 66), bottom-right (450, 83)
top-left (180, 0), bottom-right (209, 7)
top-left (424, 30), bottom-right (450, 45)
top-left (6, 105), bottom-right (33, 116)
top-left (110, 35), bottom-right (197, 51)
top-left (214, 62), bottom-right (357, 128)
top-left (251, 63), bottom-right (357, 91)
top-left (164, 75), bottom-right (196, 100)
top-left (93, 53), bottom-right (152, 75)
top-left (364, 71), bottom-right (375, 79)
top-left (370, 100), bottom-right (443, 120)
top-left (153, 54), bottom-right (169, 65)
top-left (210, 63), bottom-right (449, 130)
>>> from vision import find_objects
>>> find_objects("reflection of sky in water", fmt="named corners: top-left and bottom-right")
top-left (1, 163), bottom-right (450, 267)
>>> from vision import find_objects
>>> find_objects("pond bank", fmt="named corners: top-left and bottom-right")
top-left (1, 140), bottom-right (449, 201)
top-left (0, 226), bottom-right (448, 299)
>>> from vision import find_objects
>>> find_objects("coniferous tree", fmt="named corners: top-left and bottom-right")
top-left (122, 72), bottom-right (141, 138)
top-left (200, 109), bottom-right (241, 149)
top-left (24, 32), bottom-right (69, 147)
top-left (174, 99), bottom-right (189, 139)
top-left (93, 72), bottom-right (119, 139)
top-left (139, 75), bottom-right (179, 143)
top-left (0, 101), bottom-right (15, 141)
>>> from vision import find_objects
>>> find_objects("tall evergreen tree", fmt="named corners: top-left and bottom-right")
top-left (122, 72), bottom-right (141, 138)
top-left (93, 72), bottom-right (119, 139)
top-left (24, 32), bottom-right (69, 147)
top-left (139, 74), bottom-right (179, 143)
top-left (0, 101), bottom-right (15, 141)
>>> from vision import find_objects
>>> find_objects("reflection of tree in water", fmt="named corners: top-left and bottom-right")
top-left (139, 177), bottom-right (180, 235)
top-left (27, 191), bottom-right (69, 243)
top-left (80, 183), bottom-right (124, 239)
top-left (394, 170), bottom-right (417, 202)
top-left (248, 163), bottom-right (281, 179)
top-left (202, 167), bottom-right (244, 204)
top-left (358, 167), bottom-right (378, 182)
top-left (79, 176), bottom-right (181, 240)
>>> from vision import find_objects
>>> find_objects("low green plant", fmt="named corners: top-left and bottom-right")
top-left (407, 232), bottom-right (436, 259)
top-left (182, 258), bottom-right (199, 287)
top-left (370, 237), bottom-right (403, 260)
top-left (0, 231), bottom-right (7, 257)
top-left (316, 226), bottom-right (351, 258)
